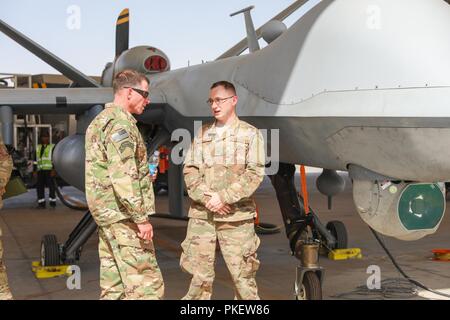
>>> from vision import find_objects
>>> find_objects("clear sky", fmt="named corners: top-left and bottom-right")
top-left (0, 0), bottom-right (319, 76)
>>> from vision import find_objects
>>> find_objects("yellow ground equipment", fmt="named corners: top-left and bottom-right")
top-left (328, 248), bottom-right (363, 260)
top-left (31, 261), bottom-right (72, 279)
top-left (432, 249), bottom-right (450, 262)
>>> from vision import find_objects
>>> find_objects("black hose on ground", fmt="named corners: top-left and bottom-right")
top-left (255, 222), bottom-right (281, 235)
top-left (370, 227), bottom-right (450, 299)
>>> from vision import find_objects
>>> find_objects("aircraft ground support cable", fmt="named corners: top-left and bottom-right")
top-left (370, 227), bottom-right (450, 299)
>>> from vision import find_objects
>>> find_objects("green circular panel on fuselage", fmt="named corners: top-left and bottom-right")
top-left (398, 184), bottom-right (445, 231)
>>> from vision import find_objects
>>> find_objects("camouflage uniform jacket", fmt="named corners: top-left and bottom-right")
top-left (184, 118), bottom-right (265, 222)
top-left (0, 136), bottom-right (12, 200)
top-left (85, 103), bottom-right (154, 227)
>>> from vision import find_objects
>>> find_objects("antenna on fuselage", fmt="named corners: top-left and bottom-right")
top-left (230, 6), bottom-right (260, 54)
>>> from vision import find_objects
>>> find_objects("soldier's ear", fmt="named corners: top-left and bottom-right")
top-left (123, 87), bottom-right (131, 100)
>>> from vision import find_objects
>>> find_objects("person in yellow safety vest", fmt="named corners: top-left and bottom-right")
top-left (35, 132), bottom-right (56, 209)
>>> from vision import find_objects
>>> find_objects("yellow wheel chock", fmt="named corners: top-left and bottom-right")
top-left (328, 248), bottom-right (363, 260)
top-left (31, 261), bottom-right (72, 279)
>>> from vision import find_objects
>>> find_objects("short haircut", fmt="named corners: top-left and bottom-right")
top-left (113, 69), bottom-right (149, 94)
top-left (210, 81), bottom-right (236, 95)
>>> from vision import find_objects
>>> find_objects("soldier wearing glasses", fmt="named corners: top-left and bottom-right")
top-left (85, 69), bottom-right (164, 300)
top-left (180, 81), bottom-right (265, 300)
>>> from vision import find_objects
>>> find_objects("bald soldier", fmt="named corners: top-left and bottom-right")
top-left (85, 69), bottom-right (164, 300)
top-left (180, 81), bottom-right (265, 300)
top-left (0, 135), bottom-right (13, 300)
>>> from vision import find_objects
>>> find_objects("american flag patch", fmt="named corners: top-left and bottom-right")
top-left (111, 129), bottom-right (129, 142)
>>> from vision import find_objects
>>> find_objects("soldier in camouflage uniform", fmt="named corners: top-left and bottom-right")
top-left (85, 70), bottom-right (164, 300)
top-left (0, 135), bottom-right (13, 300)
top-left (180, 81), bottom-right (265, 300)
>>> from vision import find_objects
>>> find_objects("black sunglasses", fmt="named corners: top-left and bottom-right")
top-left (125, 87), bottom-right (149, 99)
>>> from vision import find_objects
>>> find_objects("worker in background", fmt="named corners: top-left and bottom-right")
top-left (35, 131), bottom-right (56, 209)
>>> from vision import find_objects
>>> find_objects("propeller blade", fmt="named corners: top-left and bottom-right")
top-left (115, 8), bottom-right (130, 57)
top-left (0, 18), bottom-right (100, 88)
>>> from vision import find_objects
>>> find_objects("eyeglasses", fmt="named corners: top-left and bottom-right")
top-left (206, 96), bottom-right (235, 106)
top-left (125, 87), bottom-right (149, 99)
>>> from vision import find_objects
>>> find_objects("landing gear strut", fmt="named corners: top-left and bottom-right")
top-left (269, 163), bottom-right (348, 300)
top-left (40, 211), bottom-right (97, 266)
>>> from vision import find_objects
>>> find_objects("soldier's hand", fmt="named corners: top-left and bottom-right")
top-left (216, 204), bottom-right (232, 215)
top-left (137, 221), bottom-right (153, 241)
top-left (205, 192), bottom-right (225, 212)
top-left (150, 171), bottom-right (158, 183)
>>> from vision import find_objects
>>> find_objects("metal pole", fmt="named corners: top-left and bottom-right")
top-left (0, 105), bottom-right (13, 145)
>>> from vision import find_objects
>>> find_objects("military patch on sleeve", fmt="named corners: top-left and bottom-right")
top-left (119, 141), bottom-right (135, 154)
top-left (111, 129), bottom-right (129, 142)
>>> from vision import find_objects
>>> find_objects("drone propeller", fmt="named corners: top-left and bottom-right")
top-left (115, 8), bottom-right (130, 58)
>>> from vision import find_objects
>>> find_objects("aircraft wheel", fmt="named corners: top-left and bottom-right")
top-left (41, 234), bottom-right (61, 266)
top-left (294, 271), bottom-right (322, 300)
top-left (326, 220), bottom-right (348, 250)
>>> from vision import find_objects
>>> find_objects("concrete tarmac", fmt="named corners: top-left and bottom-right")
top-left (1, 172), bottom-right (449, 300)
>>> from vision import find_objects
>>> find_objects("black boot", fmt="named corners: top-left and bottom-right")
top-left (36, 202), bottom-right (46, 210)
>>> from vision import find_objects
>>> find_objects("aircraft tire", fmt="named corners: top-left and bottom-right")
top-left (41, 234), bottom-right (61, 266)
top-left (326, 220), bottom-right (348, 250)
top-left (295, 271), bottom-right (322, 300)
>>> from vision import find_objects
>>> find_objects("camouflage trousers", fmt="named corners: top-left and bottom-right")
top-left (98, 220), bottom-right (164, 300)
top-left (0, 227), bottom-right (12, 300)
top-left (180, 217), bottom-right (260, 300)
